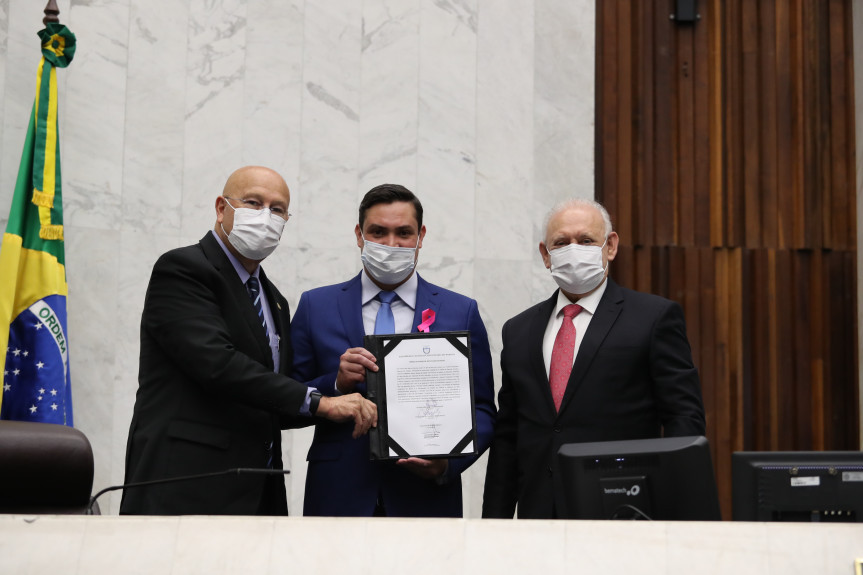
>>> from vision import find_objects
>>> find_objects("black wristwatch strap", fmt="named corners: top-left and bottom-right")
top-left (309, 391), bottom-right (322, 416)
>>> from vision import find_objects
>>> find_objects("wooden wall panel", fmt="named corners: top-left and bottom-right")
top-left (597, 0), bottom-right (859, 520)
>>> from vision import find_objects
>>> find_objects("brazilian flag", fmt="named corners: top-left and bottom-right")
top-left (0, 23), bottom-right (76, 425)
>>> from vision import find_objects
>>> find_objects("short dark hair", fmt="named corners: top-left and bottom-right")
top-left (358, 184), bottom-right (423, 230)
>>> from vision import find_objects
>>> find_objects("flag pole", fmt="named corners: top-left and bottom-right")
top-left (0, 2), bottom-right (76, 424)
top-left (43, 0), bottom-right (60, 25)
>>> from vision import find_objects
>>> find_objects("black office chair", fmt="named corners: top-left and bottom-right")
top-left (0, 420), bottom-right (96, 514)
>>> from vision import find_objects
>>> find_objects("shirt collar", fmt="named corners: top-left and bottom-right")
top-left (553, 278), bottom-right (608, 317)
top-left (361, 269), bottom-right (418, 310)
top-left (211, 230), bottom-right (260, 284)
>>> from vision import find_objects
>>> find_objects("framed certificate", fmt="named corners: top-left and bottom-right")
top-left (364, 331), bottom-right (477, 460)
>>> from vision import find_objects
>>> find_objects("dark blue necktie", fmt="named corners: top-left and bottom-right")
top-left (374, 291), bottom-right (396, 335)
top-left (247, 276), bottom-right (273, 467)
top-left (246, 276), bottom-right (269, 338)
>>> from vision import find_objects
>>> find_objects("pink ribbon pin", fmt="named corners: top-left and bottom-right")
top-left (417, 308), bottom-right (436, 333)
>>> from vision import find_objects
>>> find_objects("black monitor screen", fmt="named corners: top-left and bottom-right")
top-left (732, 451), bottom-right (863, 522)
top-left (555, 435), bottom-right (721, 520)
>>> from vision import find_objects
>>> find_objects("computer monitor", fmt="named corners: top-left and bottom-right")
top-left (555, 435), bottom-right (721, 520)
top-left (732, 451), bottom-right (863, 522)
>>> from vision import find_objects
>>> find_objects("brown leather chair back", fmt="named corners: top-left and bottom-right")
top-left (0, 420), bottom-right (94, 514)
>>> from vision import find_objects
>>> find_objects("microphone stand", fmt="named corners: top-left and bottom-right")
top-left (87, 468), bottom-right (290, 515)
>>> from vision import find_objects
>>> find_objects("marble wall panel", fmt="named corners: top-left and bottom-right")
top-left (0, 0), bottom-right (48, 222)
top-left (0, 0), bottom-right (8, 193)
top-left (295, 1), bottom-right (362, 257)
top-left (472, 7), bottom-right (542, 510)
top-left (243, 0), bottom-right (303, 199)
top-left (534, 0), bottom-right (596, 228)
top-left (0, 0), bottom-right (596, 518)
top-left (181, 0), bottom-right (248, 238)
top-left (63, 225), bottom-right (120, 512)
top-left (461, 450), bottom-right (489, 519)
top-left (62, 0), bottom-right (130, 232)
top-left (468, 263), bottom-right (552, 518)
top-left (107, 229), bottom-right (182, 514)
top-left (358, 0), bottom-right (419, 194)
top-left (122, 1), bottom-right (189, 235)
top-left (286, 426), bottom-right (314, 516)
top-left (416, 0), bottom-right (478, 276)
top-left (475, 0), bottom-right (535, 264)
top-left (472, 257), bottom-right (536, 380)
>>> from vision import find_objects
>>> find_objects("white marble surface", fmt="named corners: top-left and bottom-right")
top-left (0, 0), bottom-right (595, 516)
top-left (1, 516), bottom-right (862, 575)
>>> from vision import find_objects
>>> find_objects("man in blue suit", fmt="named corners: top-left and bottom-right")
top-left (291, 184), bottom-right (496, 517)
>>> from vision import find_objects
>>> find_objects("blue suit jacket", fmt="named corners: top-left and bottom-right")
top-left (291, 272), bottom-right (496, 517)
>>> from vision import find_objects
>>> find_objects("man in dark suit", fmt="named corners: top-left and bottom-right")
top-left (482, 199), bottom-right (706, 519)
top-left (121, 166), bottom-right (376, 515)
top-left (291, 184), bottom-right (496, 517)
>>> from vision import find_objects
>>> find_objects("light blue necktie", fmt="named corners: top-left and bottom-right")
top-left (374, 291), bottom-right (397, 335)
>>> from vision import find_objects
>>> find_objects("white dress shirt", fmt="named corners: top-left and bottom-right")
top-left (211, 231), bottom-right (280, 372)
top-left (541, 279), bottom-right (609, 377)
top-left (360, 270), bottom-right (418, 335)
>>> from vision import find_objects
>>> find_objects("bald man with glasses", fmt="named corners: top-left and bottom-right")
top-left (121, 166), bottom-right (376, 516)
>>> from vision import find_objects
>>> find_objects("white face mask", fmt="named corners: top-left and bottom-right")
top-left (548, 238), bottom-right (608, 295)
top-left (222, 200), bottom-right (287, 260)
top-left (360, 234), bottom-right (419, 286)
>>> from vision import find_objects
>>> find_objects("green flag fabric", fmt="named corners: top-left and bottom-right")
top-left (0, 23), bottom-right (76, 424)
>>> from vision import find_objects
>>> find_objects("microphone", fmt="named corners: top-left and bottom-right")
top-left (87, 467), bottom-right (290, 515)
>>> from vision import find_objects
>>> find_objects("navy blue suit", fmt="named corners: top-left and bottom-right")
top-left (291, 272), bottom-right (496, 517)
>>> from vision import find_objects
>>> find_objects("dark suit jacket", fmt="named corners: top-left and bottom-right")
top-left (121, 232), bottom-right (310, 515)
top-left (482, 278), bottom-right (706, 519)
top-left (291, 272), bottom-right (496, 517)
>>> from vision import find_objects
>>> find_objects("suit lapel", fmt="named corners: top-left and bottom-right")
top-left (557, 279), bottom-right (624, 415)
top-left (338, 273), bottom-right (366, 346)
top-left (200, 233), bottom-right (272, 365)
top-left (531, 292), bottom-right (559, 415)
top-left (412, 274), bottom-right (440, 333)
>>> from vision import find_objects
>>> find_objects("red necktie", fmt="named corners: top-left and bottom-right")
top-left (549, 303), bottom-right (582, 412)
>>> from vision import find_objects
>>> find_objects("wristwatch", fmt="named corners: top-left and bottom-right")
top-left (309, 390), bottom-right (322, 416)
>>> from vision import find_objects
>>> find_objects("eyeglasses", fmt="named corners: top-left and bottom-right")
top-left (224, 196), bottom-right (292, 221)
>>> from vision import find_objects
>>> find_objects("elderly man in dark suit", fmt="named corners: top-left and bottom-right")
top-left (482, 199), bottom-right (706, 519)
top-left (121, 166), bottom-right (376, 515)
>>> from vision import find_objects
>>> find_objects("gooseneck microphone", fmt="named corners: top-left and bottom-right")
top-left (87, 468), bottom-right (290, 515)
